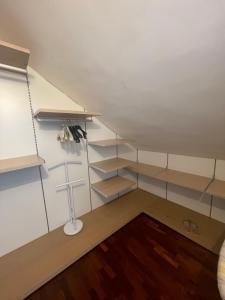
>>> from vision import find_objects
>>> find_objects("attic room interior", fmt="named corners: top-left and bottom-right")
top-left (1, 1), bottom-right (225, 299)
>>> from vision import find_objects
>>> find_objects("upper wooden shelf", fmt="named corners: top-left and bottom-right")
top-left (34, 109), bottom-right (101, 120)
top-left (0, 40), bottom-right (30, 70)
top-left (126, 162), bottom-right (165, 179)
top-left (0, 155), bottom-right (45, 174)
top-left (92, 176), bottom-right (136, 198)
top-left (88, 139), bottom-right (130, 147)
top-left (206, 179), bottom-right (225, 199)
top-left (156, 169), bottom-right (211, 193)
top-left (90, 158), bottom-right (133, 173)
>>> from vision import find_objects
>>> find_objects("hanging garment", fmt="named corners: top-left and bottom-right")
top-left (57, 126), bottom-right (73, 143)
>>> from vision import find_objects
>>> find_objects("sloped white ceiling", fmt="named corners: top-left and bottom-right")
top-left (1, 1), bottom-right (225, 158)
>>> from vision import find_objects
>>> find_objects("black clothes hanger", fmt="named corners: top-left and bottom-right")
top-left (74, 125), bottom-right (87, 139)
top-left (68, 125), bottom-right (87, 143)
top-left (68, 126), bottom-right (80, 143)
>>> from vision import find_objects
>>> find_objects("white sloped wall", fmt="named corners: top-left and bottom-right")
top-left (1, 1), bottom-right (225, 159)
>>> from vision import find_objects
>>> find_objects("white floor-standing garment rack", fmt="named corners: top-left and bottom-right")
top-left (48, 160), bottom-right (84, 235)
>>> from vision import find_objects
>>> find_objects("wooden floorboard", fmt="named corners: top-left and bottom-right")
top-left (1, 189), bottom-right (225, 300)
top-left (26, 213), bottom-right (221, 300)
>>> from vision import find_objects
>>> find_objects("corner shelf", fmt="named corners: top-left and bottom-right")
top-left (126, 162), bottom-right (165, 179)
top-left (156, 169), bottom-right (211, 193)
top-left (90, 158), bottom-right (133, 173)
top-left (92, 176), bottom-right (136, 198)
top-left (0, 40), bottom-right (30, 70)
top-left (206, 179), bottom-right (225, 199)
top-left (0, 155), bottom-right (45, 174)
top-left (34, 109), bottom-right (101, 121)
top-left (88, 139), bottom-right (130, 147)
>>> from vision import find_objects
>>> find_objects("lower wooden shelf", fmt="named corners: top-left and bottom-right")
top-left (92, 176), bottom-right (136, 198)
top-left (206, 179), bottom-right (225, 199)
top-left (0, 155), bottom-right (45, 174)
top-left (90, 158), bottom-right (133, 173)
top-left (156, 169), bottom-right (211, 193)
top-left (126, 162), bottom-right (165, 179)
top-left (126, 161), bottom-right (212, 194)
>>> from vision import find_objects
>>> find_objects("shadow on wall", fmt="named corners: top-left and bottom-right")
top-left (92, 189), bottom-right (118, 206)
top-left (0, 167), bottom-right (41, 191)
top-left (139, 175), bottom-right (166, 190)
top-left (118, 144), bottom-right (136, 156)
top-left (0, 68), bottom-right (32, 83)
top-left (167, 183), bottom-right (211, 211)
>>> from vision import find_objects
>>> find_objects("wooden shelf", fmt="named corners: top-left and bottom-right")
top-left (92, 176), bottom-right (136, 198)
top-left (34, 109), bottom-right (101, 120)
top-left (156, 169), bottom-right (211, 193)
top-left (0, 190), bottom-right (224, 300)
top-left (206, 179), bottom-right (225, 199)
top-left (0, 40), bottom-right (30, 70)
top-left (0, 155), bottom-right (45, 174)
top-left (126, 161), bottom-right (212, 194)
top-left (90, 158), bottom-right (133, 173)
top-left (126, 162), bottom-right (165, 179)
top-left (88, 139), bottom-right (129, 147)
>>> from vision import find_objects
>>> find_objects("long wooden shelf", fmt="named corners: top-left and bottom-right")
top-left (126, 162), bottom-right (165, 179)
top-left (34, 109), bottom-right (101, 120)
top-left (206, 179), bottom-right (225, 199)
top-left (127, 162), bottom-right (212, 193)
top-left (0, 155), bottom-right (45, 174)
top-left (92, 176), bottom-right (136, 198)
top-left (90, 158), bottom-right (133, 173)
top-left (0, 40), bottom-right (30, 70)
top-left (156, 169), bottom-right (211, 193)
top-left (0, 190), bottom-right (224, 300)
top-left (88, 139), bottom-right (130, 147)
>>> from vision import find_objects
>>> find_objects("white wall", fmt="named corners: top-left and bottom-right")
top-left (167, 154), bottom-right (214, 216)
top-left (138, 150), bottom-right (167, 199)
top-left (118, 143), bottom-right (138, 195)
top-left (30, 68), bottom-right (91, 231)
top-left (0, 67), bottom-right (117, 256)
top-left (0, 68), bottom-right (48, 256)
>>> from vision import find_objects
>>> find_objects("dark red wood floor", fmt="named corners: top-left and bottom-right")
top-left (26, 213), bottom-right (221, 300)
